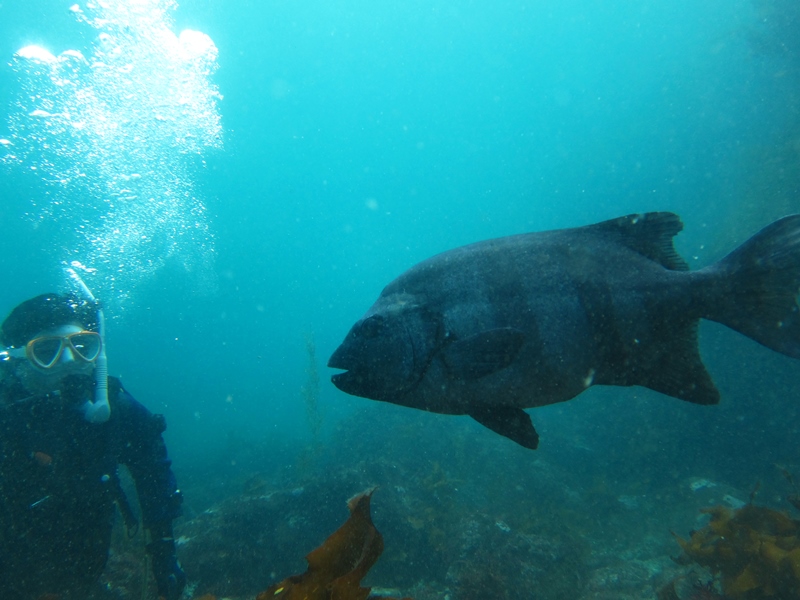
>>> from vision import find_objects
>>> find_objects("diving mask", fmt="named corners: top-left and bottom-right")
top-left (4, 331), bottom-right (102, 369)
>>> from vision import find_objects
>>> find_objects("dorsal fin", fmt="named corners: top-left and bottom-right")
top-left (584, 212), bottom-right (689, 271)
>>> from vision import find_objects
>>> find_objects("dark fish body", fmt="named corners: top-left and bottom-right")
top-left (329, 213), bottom-right (800, 449)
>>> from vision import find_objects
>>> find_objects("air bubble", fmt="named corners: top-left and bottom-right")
top-left (5, 0), bottom-right (222, 306)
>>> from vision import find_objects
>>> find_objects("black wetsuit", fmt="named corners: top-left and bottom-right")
top-left (0, 374), bottom-right (182, 600)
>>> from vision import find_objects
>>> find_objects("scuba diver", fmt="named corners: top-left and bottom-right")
top-left (0, 290), bottom-right (186, 600)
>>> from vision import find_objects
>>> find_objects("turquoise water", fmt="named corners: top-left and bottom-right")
top-left (1, 0), bottom-right (799, 596)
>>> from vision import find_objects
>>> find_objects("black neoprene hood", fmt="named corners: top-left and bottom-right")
top-left (1, 293), bottom-right (98, 348)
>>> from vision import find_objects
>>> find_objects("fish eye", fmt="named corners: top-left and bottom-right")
top-left (359, 315), bottom-right (385, 338)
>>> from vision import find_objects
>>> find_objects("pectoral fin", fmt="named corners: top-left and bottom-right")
top-left (469, 406), bottom-right (539, 450)
top-left (442, 327), bottom-right (524, 380)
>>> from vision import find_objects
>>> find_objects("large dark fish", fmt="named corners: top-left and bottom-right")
top-left (328, 213), bottom-right (800, 449)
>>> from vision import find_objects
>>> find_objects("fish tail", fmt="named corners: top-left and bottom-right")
top-left (702, 214), bottom-right (800, 358)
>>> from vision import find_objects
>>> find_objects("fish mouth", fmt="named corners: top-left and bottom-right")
top-left (328, 348), bottom-right (389, 400)
top-left (330, 369), bottom-right (356, 391)
top-left (328, 348), bottom-right (363, 395)
top-left (327, 349), bottom-right (349, 372)
top-left (328, 344), bottom-right (412, 402)
top-left (329, 367), bottom-right (375, 399)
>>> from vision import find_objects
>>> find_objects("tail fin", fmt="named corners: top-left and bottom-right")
top-left (703, 215), bottom-right (800, 358)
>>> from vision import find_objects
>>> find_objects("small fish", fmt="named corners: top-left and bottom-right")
top-left (329, 212), bottom-right (800, 449)
top-left (32, 451), bottom-right (52, 467)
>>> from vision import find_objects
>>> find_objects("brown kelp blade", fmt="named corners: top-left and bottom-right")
top-left (256, 488), bottom-right (411, 600)
top-left (674, 503), bottom-right (800, 599)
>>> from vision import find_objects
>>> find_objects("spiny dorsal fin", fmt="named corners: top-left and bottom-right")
top-left (585, 212), bottom-right (689, 271)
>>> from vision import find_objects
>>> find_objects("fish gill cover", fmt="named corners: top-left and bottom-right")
top-left (2, 0), bottom-right (222, 305)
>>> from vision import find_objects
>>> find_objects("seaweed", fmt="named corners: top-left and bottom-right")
top-left (674, 503), bottom-right (800, 598)
top-left (256, 488), bottom-right (412, 600)
top-left (297, 333), bottom-right (324, 474)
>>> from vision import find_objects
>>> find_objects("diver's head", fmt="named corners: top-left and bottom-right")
top-left (1, 293), bottom-right (101, 394)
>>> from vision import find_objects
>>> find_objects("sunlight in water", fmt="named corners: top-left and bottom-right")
top-left (5, 0), bottom-right (222, 306)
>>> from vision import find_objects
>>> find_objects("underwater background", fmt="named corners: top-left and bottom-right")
top-left (1, 0), bottom-right (800, 598)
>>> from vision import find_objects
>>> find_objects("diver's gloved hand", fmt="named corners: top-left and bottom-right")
top-left (147, 523), bottom-right (186, 600)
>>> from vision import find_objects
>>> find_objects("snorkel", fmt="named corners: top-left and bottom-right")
top-left (65, 266), bottom-right (110, 423)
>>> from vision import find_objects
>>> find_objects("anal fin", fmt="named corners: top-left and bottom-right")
top-left (639, 322), bottom-right (720, 405)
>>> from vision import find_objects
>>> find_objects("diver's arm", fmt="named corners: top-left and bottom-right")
top-left (113, 381), bottom-right (185, 599)
top-left (114, 384), bottom-right (182, 526)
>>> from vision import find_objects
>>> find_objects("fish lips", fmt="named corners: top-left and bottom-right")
top-left (328, 345), bottom-right (394, 401)
top-left (329, 369), bottom-right (367, 397)
top-left (328, 345), bottom-right (367, 397)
